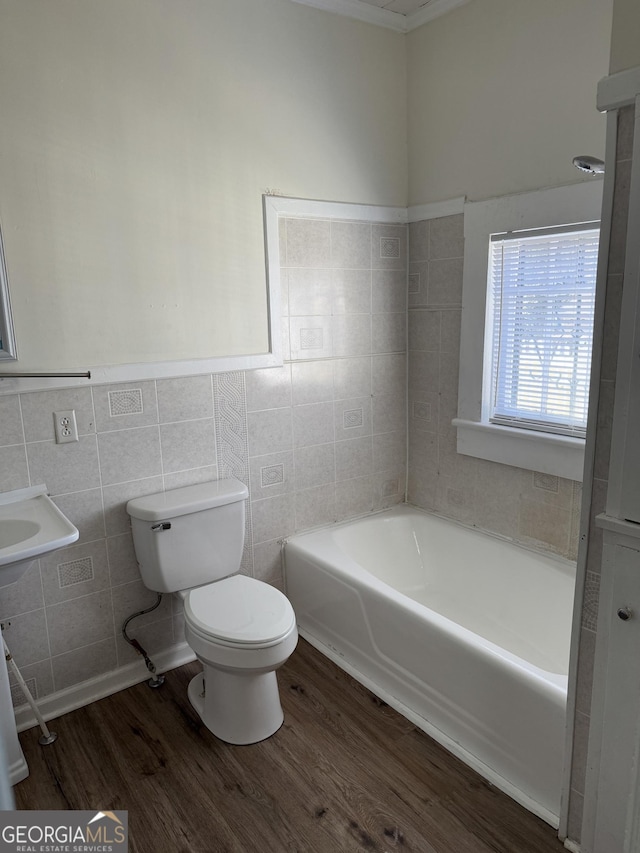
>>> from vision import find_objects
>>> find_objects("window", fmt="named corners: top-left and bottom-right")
top-left (487, 224), bottom-right (599, 438)
top-left (455, 182), bottom-right (603, 482)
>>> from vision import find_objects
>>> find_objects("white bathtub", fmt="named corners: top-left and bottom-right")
top-left (284, 505), bottom-right (575, 826)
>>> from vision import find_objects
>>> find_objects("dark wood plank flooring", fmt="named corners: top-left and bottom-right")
top-left (14, 638), bottom-right (564, 852)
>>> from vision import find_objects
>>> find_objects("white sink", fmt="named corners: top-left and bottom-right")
top-left (0, 485), bottom-right (79, 587)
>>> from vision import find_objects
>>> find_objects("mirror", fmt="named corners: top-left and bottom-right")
top-left (0, 225), bottom-right (16, 362)
top-left (0, 3), bottom-right (281, 390)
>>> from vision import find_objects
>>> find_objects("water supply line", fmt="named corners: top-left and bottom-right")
top-left (2, 626), bottom-right (57, 746)
top-left (121, 594), bottom-right (166, 688)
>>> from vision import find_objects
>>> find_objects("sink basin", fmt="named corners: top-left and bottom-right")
top-left (0, 485), bottom-right (79, 587)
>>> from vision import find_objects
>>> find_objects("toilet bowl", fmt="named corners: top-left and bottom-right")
top-left (126, 480), bottom-right (298, 745)
top-left (181, 574), bottom-right (297, 744)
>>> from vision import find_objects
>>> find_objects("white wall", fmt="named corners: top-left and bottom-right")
top-left (406, 0), bottom-right (613, 206)
top-left (0, 0), bottom-right (406, 369)
top-left (609, 0), bottom-right (640, 73)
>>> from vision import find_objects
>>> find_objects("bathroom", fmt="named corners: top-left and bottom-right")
top-left (0, 0), bottom-right (639, 849)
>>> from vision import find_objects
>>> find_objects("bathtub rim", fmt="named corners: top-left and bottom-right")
top-left (285, 502), bottom-right (577, 575)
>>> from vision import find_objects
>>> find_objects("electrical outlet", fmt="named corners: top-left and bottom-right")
top-left (53, 410), bottom-right (79, 444)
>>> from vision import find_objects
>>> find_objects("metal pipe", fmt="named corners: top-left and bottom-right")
top-left (3, 636), bottom-right (57, 745)
top-left (0, 371), bottom-right (91, 379)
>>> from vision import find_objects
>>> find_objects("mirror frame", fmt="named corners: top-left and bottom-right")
top-left (0, 223), bottom-right (17, 362)
top-left (0, 197), bottom-right (283, 393)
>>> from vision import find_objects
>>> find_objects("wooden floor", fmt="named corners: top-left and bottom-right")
top-left (15, 639), bottom-right (564, 853)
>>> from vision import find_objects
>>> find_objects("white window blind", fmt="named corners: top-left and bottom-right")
top-left (488, 223), bottom-right (599, 437)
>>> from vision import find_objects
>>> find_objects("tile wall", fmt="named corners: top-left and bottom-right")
top-left (406, 212), bottom-right (583, 562)
top-left (0, 215), bottom-right (407, 708)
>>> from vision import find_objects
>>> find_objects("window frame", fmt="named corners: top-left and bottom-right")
top-left (454, 182), bottom-right (603, 482)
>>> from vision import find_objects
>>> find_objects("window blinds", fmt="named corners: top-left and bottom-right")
top-left (488, 224), bottom-right (599, 437)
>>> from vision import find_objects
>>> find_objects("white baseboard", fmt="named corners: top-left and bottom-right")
top-left (564, 838), bottom-right (581, 852)
top-left (14, 643), bottom-right (196, 733)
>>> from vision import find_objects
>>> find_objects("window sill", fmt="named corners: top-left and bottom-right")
top-left (452, 418), bottom-right (585, 482)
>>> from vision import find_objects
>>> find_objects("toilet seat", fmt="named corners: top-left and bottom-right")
top-left (184, 575), bottom-right (296, 648)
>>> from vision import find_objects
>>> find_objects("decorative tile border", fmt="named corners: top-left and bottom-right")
top-left (380, 237), bottom-right (400, 259)
top-left (582, 571), bottom-right (600, 631)
top-left (261, 464), bottom-right (285, 488)
top-left (533, 472), bottom-right (559, 493)
top-left (10, 677), bottom-right (37, 707)
top-left (413, 401), bottom-right (432, 422)
top-left (300, 328), bottom-right (324, 350)
top-left (108, 388), bottom-right (144, 417)
top-left (343, 408), bottom-right (364, 429)
top-left (58, 556), bottom-right (94, 588)
top-left (213, 371), bottom-right (253, 575)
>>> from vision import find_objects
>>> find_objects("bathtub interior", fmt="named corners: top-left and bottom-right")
top-left (331, 510), bottom-right (575, 676)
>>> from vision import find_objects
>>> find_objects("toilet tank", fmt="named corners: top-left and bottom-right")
top-left (126, 479), bottom-right (248, 593)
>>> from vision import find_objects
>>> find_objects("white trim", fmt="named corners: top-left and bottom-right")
top-left (564, 839), bottom-right (581, 853)
top-left (287, 0), bottom-right (472, 33)
top-left (606, 96), bottom-right (640, 522)
top-left (595, 513), bottom-right (640, 542)
top-left (456, 181), bottom-right (603, 480)
top-left (597, 66), bottom-right (640, 112)
top-left (0, 222), bottom-right (17, 361)
top-left (14, 642), bottom-right (196, 732)
top-left (407, 196), bottom-right (465, 222)
top-left (453, 419), bottom-right (585, 482)
top-left (300, 627), bottom-right (559, 828)
top-left (559, 109), bottom-right (618, 845)
top-left (264, 194), bottom-right (407, 223)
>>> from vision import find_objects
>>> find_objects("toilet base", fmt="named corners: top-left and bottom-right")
top-left (187, 666), bottom-right (284, 745)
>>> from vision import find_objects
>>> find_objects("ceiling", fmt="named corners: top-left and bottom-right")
top-left (289, 0), bottom-right (471, 32)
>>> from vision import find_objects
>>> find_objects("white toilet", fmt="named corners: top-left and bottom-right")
top-left (126, 478), bottom-right (298, 745)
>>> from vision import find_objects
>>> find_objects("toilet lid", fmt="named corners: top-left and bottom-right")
top-left (184, 575), bottom-right (295, 645)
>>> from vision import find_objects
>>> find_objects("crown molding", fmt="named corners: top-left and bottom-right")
top-left (288, 0), bottom-right (472, 33)
top-left (289, 0), bottom-right (407, 32)
top-left (406, 0), bottom-right (471, 31)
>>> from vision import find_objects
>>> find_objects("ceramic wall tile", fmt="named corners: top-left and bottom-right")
top-left (51, 489), bottom-right (105, 544)
top-left (291, 361), bottom-right (334, 406)
top-left (0, 445), bottom-right (29, 492)
top-left (288, 269), bottom-right (332, 316)
top-left (0, 395), bottom-right (23, 445)
top-left (245, 365), bottom-right (292, 412)
top-left (285, 218), bottom-right (331, 268)
top-left (0, 609), bottom-right (49, 668)
top-left (46, 589), bottom-right (114, 656)
top-left (156, 375), bottom-right (214, 423)
top-left (332, 269), bottom-right (372, 315)
top-left (335, 436), bottom-right (373, 482)
top-left (52, 638), bottom-right (118, 693)
top-left (27, 436), bottom-right (101, 494)
top-left (294, 443), bottom-right (336, 491)
top-left (160, 419), bottom-right (216, 474)
top-left (21, 387), bottom-right (95, 442)
top-left (92, 381), bottom-right (159, 432)
top-left (40, 539), bottom-right (110, 606)
top-left (97, 427), bottom-right (162, 487)
top-left (331, 221), bottom-right (371, 270)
